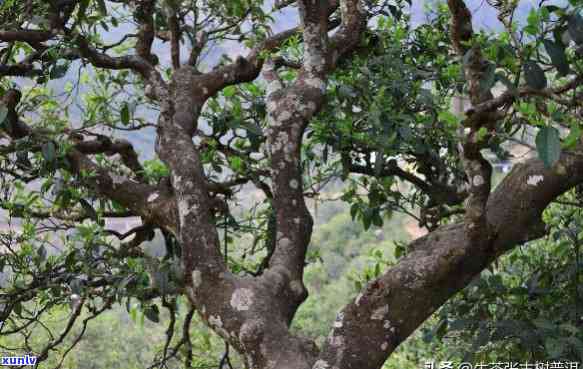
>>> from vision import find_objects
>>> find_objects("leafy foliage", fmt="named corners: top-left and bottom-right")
top-left (427, 191), bottom-right (583, 363)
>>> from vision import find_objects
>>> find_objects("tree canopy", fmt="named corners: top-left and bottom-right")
top-left (0, 0), bottom-right (582, 368)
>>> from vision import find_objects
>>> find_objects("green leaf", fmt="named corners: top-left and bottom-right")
top-left (69, 278), bottom-right (83, 294)
top-left (476, 127), bottom-right (488, 142)
top-left (543, 40), bottom-right (570, 76)
top-left (49, 63), bottom-right (69, 80)
top-left (0, 104), bottom-right (8, 126)
top-left (372, 212), bottom-right (383, 227)
top-left (240, 121), bottom-right (263, 136)
top-left (350, 203), bottom-right (359, 221)
top-left (96, 0), bottom-right (107, 16)
top-left (568, 12), bottom-right (583, 45)
top-left (545, 337), bottom-right (564, 358)
top-left (79, 199), bottom-right (98, 221)
top-left (533, 318), bottom-right (556, 331)
top-left (244, 83), bottom-right (261, 97)
top-left (77, 0), bottom-right (90, 22)
top-left (223, 86), bottom-right (237, 98)
top-left (525, 9), bottom-right (541, 35)
top-left (37, 245), bottom-right (47, 261)
top-left (129, 305), bottom-right (137, 323)
top-left (228, 156), bottom-right (243, 172)
top-left (120, 103), bottom-right (130, 125)
top-left (438, 111), bottom-right (461, 128)
top-left (434, 319), bottom-right (448, 340)
top-left (536, 126), bottom-right (561, 168)
top-left (374, 152), bottom-right (384, 177)
top-left (523, 61), bottom-right (547, 90)
top-left (362, 209), bottom-right (372, 230)
top-left (41, 142), bottom-right (57, 164)
top-left (562, 123), bottom-right (581, 149)
top-left (143, 304), bottom-right (160, 323)
top-left (13, 301), bottom-right (22, 316)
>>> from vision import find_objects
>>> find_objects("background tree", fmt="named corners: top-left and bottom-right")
top-left (0, 0), bottom-right (582, 368)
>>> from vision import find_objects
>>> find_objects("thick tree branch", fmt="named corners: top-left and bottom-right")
top-left (134, 0), bottom-right (156, 63)
top-left (448, 0), bottom-right (494, 236)
top-left (316, 143), bottom-right (583, 369)
top-left (74, 137), bottom-right (145, 180)
top-left (167, 4), bottom-right (181, 70)
top-left (0, 30), bottom-right (53, 44)
top-left (347, 159), bottom-right (466, 207)
top-left (0, 89), bottom-right (176, 233)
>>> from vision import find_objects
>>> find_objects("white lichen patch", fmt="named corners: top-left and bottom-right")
top-left (278, 110), bottom-right (292, 122)
top-left (355, 293), bottom-right (364, 306)
top-left (371, 305), bottom-right (389, 320)
top-left (266, 80), bottom-right (282, 96)
top-left (313, 360), bottom-right (330, 369)
top-left (177, 199), bottom-right (190, 224)
top-left (527, 175), bottom-right (544, 186)
top-left (111, 174), bottom-right (125, 186)
top-left (147, 192), bottom-right (160, 203)
top-left (289, 179), bottom-right (299, 189)
top-left (305, 77), bottom-right (326, 93)
top-left (383, 320), bottom-right (391, 329)
top-left (381, 342), bottom-right (389, 351)
top-left (472, 175), bottom-right (484, 187)
top-left (230, 288), bottom-right (254, 311)
top-left (279, 237), bottom-right (292, 249)
top-left (191, 270), bottom-right (202, 289)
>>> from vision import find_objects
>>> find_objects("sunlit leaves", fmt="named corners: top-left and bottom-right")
top-left (120, 103), bottom-right (131, 125)
top-left (143, 159), bottom-right (170, 181)
top-left (438, 111), bottom-right (461, 128)
top-left (433, 194), bottom-right (583, 362)
top-left (563, 123), bottom-right (582, 149)
top-left (525, 8), bottom-right (542, 35)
